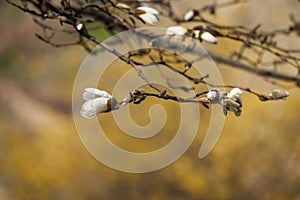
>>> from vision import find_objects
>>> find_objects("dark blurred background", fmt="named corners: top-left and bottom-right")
top-left (1, 0), bottom-right (300, 199)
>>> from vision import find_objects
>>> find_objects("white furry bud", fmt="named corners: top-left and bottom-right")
top-left (200, 31), bottom-right (218, 44)
top-left (76, 22), bottom-right (83, 31)
top-left (136, 6), bottom-right (159, 25)
top-left (165, 26), bottom-right (188, 37)
top-left (268, 89), bottom-right (289, 100)
top-left (80, 88), bottom-right (119, 119)
top-left (184, 9), bottom-right (196, 21)
top-left (116, 3), bottom-right (130, 10)
top-left (207, 89), bottom-right (220, 104)
top-left (228, 88), bottom-right (243, 98)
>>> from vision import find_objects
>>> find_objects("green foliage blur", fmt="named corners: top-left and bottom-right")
top-left (1, 1), bottom-right (300, 200)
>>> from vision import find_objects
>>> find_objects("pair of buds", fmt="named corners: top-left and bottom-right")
top-left (165, 25), bottom-right (219, 44)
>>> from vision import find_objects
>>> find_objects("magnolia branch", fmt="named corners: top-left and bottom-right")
top-left (6, 0), bottom-right (296, 118)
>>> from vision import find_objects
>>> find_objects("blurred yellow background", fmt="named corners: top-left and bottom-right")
top-left (1, 0), bottom-right (300, 199)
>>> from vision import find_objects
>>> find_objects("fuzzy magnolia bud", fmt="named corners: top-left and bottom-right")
top-left (268, 89), bottom-right (289, 100)
top-left (184, 9), bottom-right (196, 21)
top-left (228, 88), bottom-right (243, 98)
top-left (200, 31), bottom-right (218, 44)
top-left (116, 3), bottom-right (130, 10)
top-left (207, 88), bottom-right (243, 117)
top-left (74, 20), bottom-right (85, 31)
top-left (221, 99), bottom-right (242, 117)
top-left (80, 88), bottom-right (119, 119)
top-left (207, 89), bottom-right (220, 104)
top-left (165, 26), bottom-right (188, 37)
top-left (223, 88), bottom-right (243, 116)
top-left (228, 88), bottom-right (243, 108)
top-left (135, 6), bottom-right (159, 25)
top-left (76, 22), bottom-right (83, 31)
